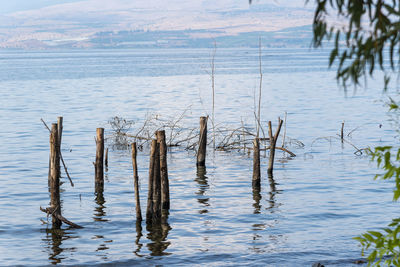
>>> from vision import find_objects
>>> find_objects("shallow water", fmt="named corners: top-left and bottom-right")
top-left (0, 48), bottom-right (397, 266)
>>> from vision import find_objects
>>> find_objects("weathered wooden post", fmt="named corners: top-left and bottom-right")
top-left (252, 137), bottom-right (261, 188)
top-left (341, 121), bottom-right (344, 143)
top-left (41, 120), bottom-right (81, 228)
top-left (152, 140), bottom-right (161, 222)
top-left (146, 139), bottom-right (157, 223)
top-left (267, 118), bottom-right (283, 175)
top-left (50, 123), bottom-right (62, 228)
top-left (95, 128), bottom-right (104, 190)
top-left (156, 130), bottom-right (170, 211)
top-left (57, 116), bottom-right (63, 179)
top-left (57, 117), bottom-right (63, 146)
top-left (131, 143), bottom-right (142, 222)
top-left (197, 116), bottom-right (208, 166)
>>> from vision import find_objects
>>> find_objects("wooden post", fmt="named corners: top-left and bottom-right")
top-left (152, 140), bottom-right (161, 222)
top-left (197, 116), bottom-right (208, 166)
top-left (57, 116), bottom-right (63, 179)
top-left (267, 118), bottom-right (283, 175)
top-left (146, 139), bottom-right (157, 222)
top-left (156, 130), bottom-right (170, 210)
top-left (57, 117), bottom-right (63, 146)
top-left (105, 147), bottom-right (109, 168)
top-left (252, 138), bottom-right (261, 188)
top-left (50, 123), bottom-right (62, 228)
top-left (95, 128), bottom-right (104, 188)
top-left (341, 122), bottom-right (344, 143)
top-left (132, 143), bottom-right (142, 222)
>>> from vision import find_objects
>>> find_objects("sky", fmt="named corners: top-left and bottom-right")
top-left (0, 0), bottom-right (81, 14)
top-left (0, 0), bottom-right (308, 14)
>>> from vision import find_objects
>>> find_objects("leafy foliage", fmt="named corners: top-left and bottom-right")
top-left (354, 145), bottom-right (400, 266)
top-left (306, 0), bottom-right (400, 265)
top-left (308, 0), bottom-right (400, 90)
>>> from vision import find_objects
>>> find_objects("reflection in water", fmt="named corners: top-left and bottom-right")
top-left (94, 185), bottom-right (108, 222)
top-left (252, 185), bottom-right (262, 214)
top-left (146, 219), bottom-right (171, 256)
top-left (267, 174), bottom-right (277, 211)
top-left (93, 185), bottom-right (111, 259)
top-left (134, 221), bottom-right (144, 257)
top-left (195, 166), bottom-right (210, 214)
top-left (43, 228), bottom-right (76, 265)
top-left (251, 174), bottom-right (286, 253)
top-left (267, 174), bottom-right (283, 212)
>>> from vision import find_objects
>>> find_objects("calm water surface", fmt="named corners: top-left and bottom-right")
top-left (0, 48), bottom-right (398, 266)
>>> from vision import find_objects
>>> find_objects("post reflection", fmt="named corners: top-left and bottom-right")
top-left (267, 174), bottom-right (281, 211)
top-left (146, 219), bottom-right (171, 256)
top-left (93, 185), bottom-right (111, 259)
top-left (252, 184), bottom-right (262, 214)
top-left (94, 184), bottom-right (108, 222)
top-left (195, 166), bottom-right (210, 214)
top-left (134, 220), bottom-right (144, 257)
top-left (250, 174), bottom-right (284, 253)
top-left (44, 227), bottom-right (75, 265)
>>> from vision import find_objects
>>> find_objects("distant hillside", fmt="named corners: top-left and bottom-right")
top-left (0, 0), bottom-right (313, 49)
top-left (86, 25), bottom-right (313, 49)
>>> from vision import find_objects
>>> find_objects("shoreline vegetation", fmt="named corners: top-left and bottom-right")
top-left (0, 25), bottom-right (312, 50)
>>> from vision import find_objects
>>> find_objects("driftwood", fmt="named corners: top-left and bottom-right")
top-left (108, 114), bottom-right (300, 161)
top-left (264, 146), bottom-right (296, 157)
top-left (311, 135), bottom-right (365, 155)
top-left (40, 206), bottom-right (83, 229)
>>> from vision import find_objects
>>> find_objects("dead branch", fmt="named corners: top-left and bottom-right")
top-left (41, 118), bottom-right (51, 132)
top-left (263, 146), bottom-right (296, 157)
top-left (40, 206), bottom-right (83, 228)
top-left (60, 152), bottom-right (74, 187)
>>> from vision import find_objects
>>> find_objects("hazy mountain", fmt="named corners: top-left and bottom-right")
top-left (0, 0), bottom-right (313, 49)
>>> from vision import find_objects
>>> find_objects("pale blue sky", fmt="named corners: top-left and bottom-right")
top-left (0, 0), bottom-right (307, 14)
top-left (0, 0), bottom-right (81, 14)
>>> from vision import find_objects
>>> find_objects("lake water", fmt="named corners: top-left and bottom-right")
top-left (0, 48), bottom-right (398, 266)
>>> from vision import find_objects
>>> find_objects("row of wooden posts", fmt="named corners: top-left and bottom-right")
top-left (41, 115), bottom-right (285, 229)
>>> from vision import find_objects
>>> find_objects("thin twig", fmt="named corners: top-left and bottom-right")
top-left (60, 152), bottom-right (74, 187)
top-left (41, 118), bottom-right (51, 132)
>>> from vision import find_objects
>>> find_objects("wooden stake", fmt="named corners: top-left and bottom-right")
top-left (132, 143), bottom-right (142, 222)
top-left (41, 122), bottom-right (82, 229)
top-left (95, 128), bottom-right (104, 188)
top-left (252, 138), bottom-right (261, 188)
top-left (197, 116), bottom-right (208, 166)
top-left (146, 139), bottom-right (157, 222)
top-left (156, 130), bottom-right (170, 210)
top-left (152, 140), bottom-right (161, 222)
top-left (267, 118), bottom-right (283, 175)
top-left (50, 123), bottom-right (62, 228)
top-left (341, 121), bottom-right (344, 143)
top-left (57, 116), bottom-right (63, 182)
